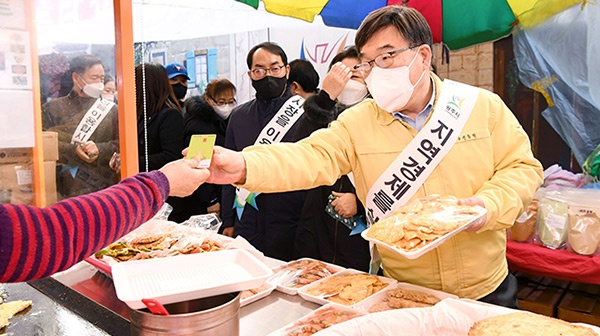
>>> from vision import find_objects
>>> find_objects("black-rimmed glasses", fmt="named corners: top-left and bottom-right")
top-left (353, 46), bottom-right (417, 75)
top-left (250, 64), bottom-right (285, 79)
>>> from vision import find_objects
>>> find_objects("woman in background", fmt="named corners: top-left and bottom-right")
top-left (102, 74), bottom-right (117, 102)
top-left (135, 63), bottom-right (185, 221)
top-left (181, 78), bottom-right (237, 218)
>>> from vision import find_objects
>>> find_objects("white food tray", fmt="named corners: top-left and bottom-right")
top-left (297, 269), bottom-right (396, 307)
top-left (353, 281), bottom-right (457, 313)
top-left (268, 258), bottom-right (345, 295)
top-left (362, 208), bottom-right (487, 259)
top-left (240, 282), bottom-right (276, 307)
top-left (267, 303), bottom-right (365, 336)
top-left (316, 298), bottom-right (600, 336)
top-left (113, 249), bottom-right (273, 309)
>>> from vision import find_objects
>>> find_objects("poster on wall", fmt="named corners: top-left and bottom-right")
top-left (0, 28), bottom-right (32, 90)
top-left (0, 90), bottom-right (35, 148)
top-left (0, 0), bottom-right (27, 30)
top-left (270, 26), bottom-right (356, 87)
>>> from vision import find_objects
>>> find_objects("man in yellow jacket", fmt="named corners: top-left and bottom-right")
top-left (207, 6), bottom-right (543, 308)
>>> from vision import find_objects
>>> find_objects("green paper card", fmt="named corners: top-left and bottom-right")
top-left (186, 134), bottom-right (216, 168)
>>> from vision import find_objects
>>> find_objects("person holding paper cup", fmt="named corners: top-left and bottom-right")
top-left (207, 6), bottom-right (543, 308)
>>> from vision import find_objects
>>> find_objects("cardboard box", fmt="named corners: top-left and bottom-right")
top-left (558, 291), bottom-right (600, 327)
top-left (0, 148), bottom-right (31, 164)
top-left (44, 161), bottom-right (57, 205)
top-left (42, 131), bottom-right (59, 162)
top-left (0, 163), bottom-right (33, 205)
top-left (518, 285), bottom-right (566, 317)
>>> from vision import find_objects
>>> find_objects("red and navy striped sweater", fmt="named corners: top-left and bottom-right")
top-left (0, 171), bottom-right (169, 282)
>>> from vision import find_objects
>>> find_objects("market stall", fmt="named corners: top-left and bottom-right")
top-left (507, 240), bottom-right (600, 284)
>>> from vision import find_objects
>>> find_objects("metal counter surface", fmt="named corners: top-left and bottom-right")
top-left (44, 258), bottom-right (320, 335)
top-left (0, 281), bottom-right (110, 335)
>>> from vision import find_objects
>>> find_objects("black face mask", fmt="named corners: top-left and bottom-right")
top-left (172, 83), bottom-right (187, 101)
top-left (252, 76), bottom-right (287, 99)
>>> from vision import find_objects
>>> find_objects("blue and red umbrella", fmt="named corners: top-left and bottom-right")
top-left (236, 0), bottom-right (582, 50)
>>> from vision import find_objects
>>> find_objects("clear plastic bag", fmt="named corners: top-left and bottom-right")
top-left (154, 202), bottom-right (173, 220)
top-left (534, 187), bottom-right (600, 250)
top-left (182, 213), bottom-right (222, 232)
top-left (567, 206), bottom-right (600, 256)
top-left (508, 199), bottom-right (538, 242)
top-left (535, 191), bottom-right (569, 249)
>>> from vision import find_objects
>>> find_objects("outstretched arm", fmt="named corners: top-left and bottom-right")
top-left (0, 156), bottom-right (208, 282)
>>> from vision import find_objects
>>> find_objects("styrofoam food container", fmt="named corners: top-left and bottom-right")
top-left (113, 249), bottom-right (273, 309)
top-left (353, 281), bottom-right (458, 313)
top-left (86, 232), bottom-right (235, 277)
top-left (297, 269), bottom-right (396, 307)
top-left (267, 303), bottom-right (365, 336)
top-left (362, 209), bottom-right (487, 259)
top-left (240, 282), bottom-right (276, 307)
top-left (268, 258), bottom-right (345, 295)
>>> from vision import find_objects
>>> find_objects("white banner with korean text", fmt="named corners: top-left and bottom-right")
top-left (365, 79), bottom-right (479, 225)
top-left (70, 98), bottom-right (115, 145)
top-left (235, 95), bottom-right (305, 210)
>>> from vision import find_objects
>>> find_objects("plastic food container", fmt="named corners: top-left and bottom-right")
top-left (297, 269), bottom-right (396, 307)
top-left (240, 282), bottom-right (277, 307)
top-left (113, 249), bottom-right (273, 309)
top-left (362, 209), bottom-right (487, 260)
top-left (268, 303), bottom-right (365, 336)
top-left (353, 282), bottom-right (457, 313)
top-left (267, 258), bottom-right (345, 295)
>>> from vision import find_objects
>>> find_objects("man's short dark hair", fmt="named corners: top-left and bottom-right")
top-left (246, 42), bottom-right (288, 69)
top-left (288, 59), bottom-right (319, 93)
top-left (355, 6), bottom-right (433, 55)
top-left (69, 54), bottom-right (103, 75)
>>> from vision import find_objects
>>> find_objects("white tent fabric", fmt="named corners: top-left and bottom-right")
top-left (35, 0), bottom-right (325, 49)
top-left (133, 0), bottom-right (323, 42)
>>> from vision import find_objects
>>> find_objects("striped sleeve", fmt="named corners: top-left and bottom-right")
top-left (0, 171), bottom-right (169, 282)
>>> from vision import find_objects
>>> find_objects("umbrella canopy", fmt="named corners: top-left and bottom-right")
top-left (236, 0), bottom-right (582, 50)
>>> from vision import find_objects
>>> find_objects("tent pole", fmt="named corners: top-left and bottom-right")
top-left (114, 0), bottom-right (139, 179)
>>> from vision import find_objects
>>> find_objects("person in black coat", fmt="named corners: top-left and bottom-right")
top-left (181, 78), bottom-right (236, 218)
top-left (292, 47), bottom-right (371, 271)
top-left (135, 63), bottom-right (185, 221)
top-left (221, 42), bottom-right (307, 261)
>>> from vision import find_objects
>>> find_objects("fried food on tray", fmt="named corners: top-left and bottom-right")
top-left (130, 234), bottom-right (170, 250)
top-left (240, 284), bottom-right (272, 300)
top-left (306, 274), bottom-right (388, 305)
top-left (0, 300), bottom-right (32, 328)
top-left (271, 259), bottom-right (337, 288)
top-left (368, 288), bottom-right (441, 312)
top-left (467, 312), bottom-right (597, 336)
top-left (366, 195), bottom-right (483, 252)
top-left (285, 306), bottom-right (362, 336)
top-left (94, 238), bottom-right (223, 262)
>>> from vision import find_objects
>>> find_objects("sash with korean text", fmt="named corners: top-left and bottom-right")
top-left (234, 95), bottom-right (305, 219)
top-left (365, 79), bottom-right (479, 225)
top-left (70, 98), bottom-right (115, 144)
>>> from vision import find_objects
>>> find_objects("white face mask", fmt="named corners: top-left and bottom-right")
top-left (337, 79), bottom-right (368, 106)
top-left (214, 103), bottom-right (235, 119)
top-left (101, 93), bottom-right (115, 102)
top-left (365, 50), bottom-right (425, 112)
top-left (77, 74), bottom-right (104, 99)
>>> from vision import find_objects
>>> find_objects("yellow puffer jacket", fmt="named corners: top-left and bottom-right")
top-left (240, 73), bottom-right (543, 299)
